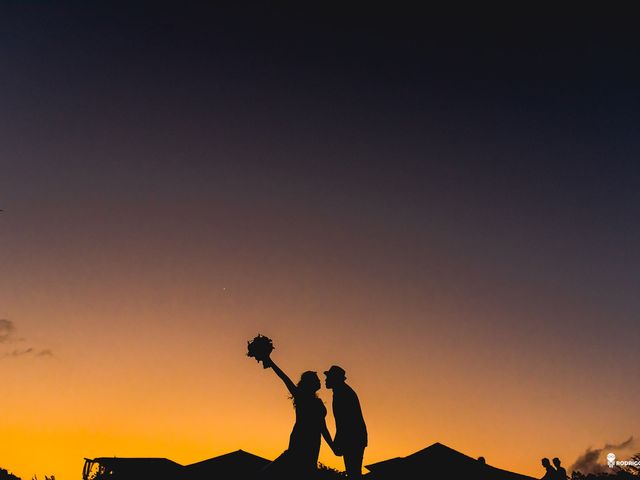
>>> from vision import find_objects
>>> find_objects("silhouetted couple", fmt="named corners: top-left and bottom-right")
top-left (540, 457), bottom-right (568, 480)
top-left (258, 355), bottom-right (367, 479)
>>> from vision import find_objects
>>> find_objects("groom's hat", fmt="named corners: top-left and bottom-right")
top-left (324, 365), bottom-right (346, 379)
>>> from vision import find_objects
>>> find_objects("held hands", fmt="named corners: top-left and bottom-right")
top-left (330, 441), bottom-right (343, 457)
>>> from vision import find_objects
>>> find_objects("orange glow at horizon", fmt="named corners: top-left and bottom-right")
top-left (2, 257), bottom-right (637, 480)
top-left (1, 164), bottom-right (638, 480)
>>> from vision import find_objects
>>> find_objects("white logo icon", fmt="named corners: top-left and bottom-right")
top-left (607, 453), bottom-right (616, 468)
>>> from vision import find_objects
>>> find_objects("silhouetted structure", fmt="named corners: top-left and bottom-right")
top-left (83, 450), bottom-right (269, 480)
top-left (83, 457), bottom-right (182, 480)
top-left (365, 442), bottom-right (536, 480)
top-left (186, 450), bottom-right (270, 479)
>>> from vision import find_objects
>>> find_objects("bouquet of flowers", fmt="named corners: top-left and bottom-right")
top-left (247, 334), bottom-right (274, 368)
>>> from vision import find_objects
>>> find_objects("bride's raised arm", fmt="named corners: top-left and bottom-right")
top-left (264, 356), bottom-right (297, 397)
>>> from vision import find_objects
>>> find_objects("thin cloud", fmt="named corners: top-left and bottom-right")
top-left (604, 437), bottom-right (635, 450)
top-left (0, 320), bottom-right (54, 359)
top-left (570, 436), bottom-right (636, 474)
top-left (2, 348), bottom-right (54, 359)
top-left (4, 347), bottom-right (34, 358)
top-left (0, 319), bottom-right (15, 343)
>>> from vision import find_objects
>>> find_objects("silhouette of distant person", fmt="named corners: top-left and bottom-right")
top-left (553, 458), bottom-right (568, 480)
top-left (324, 365), bottom-right (368, 479)
top-left (259, 355), bottom-right (334, 478)
top-left (540, 458), bottom-right (556, 480)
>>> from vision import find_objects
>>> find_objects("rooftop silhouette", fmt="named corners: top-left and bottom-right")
top-left (81, 442), bottom-right (541, 480)
top-left (365, 442), bottom-right (536, 480)
top-left (83, 450), bottom-right (269, 480)
top-left (185, 450), bottom-right (271, 479)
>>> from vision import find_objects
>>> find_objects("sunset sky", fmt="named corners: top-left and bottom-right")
top-left (1, 5), bottom-right (639, 479)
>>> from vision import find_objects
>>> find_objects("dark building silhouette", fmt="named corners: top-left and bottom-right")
top-left (185, 450), bottom-right (270, 479)
top-left (365, 442), bottom-right (536, 480)
top-left (83, 457), bottom-right (183, 480)
top-left (83, 442), bottom-right (539, 480)
top-left (83, 450), bottom-right (269, 480)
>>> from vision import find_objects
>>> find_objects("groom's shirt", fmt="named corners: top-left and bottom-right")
top-left (332, 383), bottom-right (368, 450)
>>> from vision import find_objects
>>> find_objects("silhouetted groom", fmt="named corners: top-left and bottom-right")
top-left (324, 365), bottom-right (368, 479)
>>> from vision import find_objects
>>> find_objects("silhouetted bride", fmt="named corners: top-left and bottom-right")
top-left (247, 335), bottom-right (334, 477)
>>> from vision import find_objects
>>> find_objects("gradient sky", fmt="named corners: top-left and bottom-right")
top-left (1, 4), bottom-right (639, 479)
